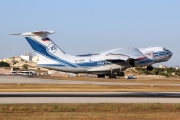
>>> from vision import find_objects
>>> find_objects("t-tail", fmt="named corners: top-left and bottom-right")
top-left (10, 31), bottom-right (71, 67)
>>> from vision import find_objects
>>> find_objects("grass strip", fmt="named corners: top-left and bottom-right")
top-left (0, 103), bottom-right (180, 120)
top-left (0, 84), bottom-right (180, 92)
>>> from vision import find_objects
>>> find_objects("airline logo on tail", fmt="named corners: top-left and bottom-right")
top-left (46, 43), bottom-right (57, 54)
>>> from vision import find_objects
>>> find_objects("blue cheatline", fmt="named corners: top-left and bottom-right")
top-left (38, 60), bottom-right (112, 68)
top-left (25, 37), bottom-right (79, 68)
top-left (25, 37), bottom-right (114, 68)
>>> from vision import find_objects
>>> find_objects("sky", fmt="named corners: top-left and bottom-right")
top-left (0, 0), bottom-right (179, 67)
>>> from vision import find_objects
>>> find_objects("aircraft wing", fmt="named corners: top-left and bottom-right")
top-left (105, 48), bottom-right (145, 61)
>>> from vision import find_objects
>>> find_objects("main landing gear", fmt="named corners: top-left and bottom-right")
top-left (117, 71), bottom-right (125, 77)
top-left (97, 74), bottom-right (106, 78)
top-left (108, 74), bottom-right (117, 78)
top-left (97, 72), bottom-right (125, 79)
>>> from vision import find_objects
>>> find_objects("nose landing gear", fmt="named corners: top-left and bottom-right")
top-left (147, 66), bottom-right (153, 71)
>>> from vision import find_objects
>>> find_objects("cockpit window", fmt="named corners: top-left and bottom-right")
top-left (163, 48), bottom-right (170, 52)
top-left (163, 48), bottom-right (167, 51)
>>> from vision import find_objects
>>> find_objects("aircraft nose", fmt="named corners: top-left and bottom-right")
top-left (167, 50), bottom-right (173, 59)
top-left (169, 51), bottom-right (173, 57)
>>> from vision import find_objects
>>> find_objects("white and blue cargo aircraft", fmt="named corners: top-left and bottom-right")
top-left (12, 31), bottom-right (173, 78)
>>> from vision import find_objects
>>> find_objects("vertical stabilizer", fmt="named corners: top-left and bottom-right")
top-left (11, 31), bottom-right (67, 65)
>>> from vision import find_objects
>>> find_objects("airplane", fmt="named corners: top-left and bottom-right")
top-left (11, 31), bottom-right (173, 78)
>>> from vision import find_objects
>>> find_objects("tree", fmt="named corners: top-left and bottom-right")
top-left (22, 64), bottom-right (28, 70)
top-left (175, 69), bottom-right (180, 76)
top-left (0, 61), bottom-right (10, 67)
top-left (152, 68), bottom-right (159, 75)
top-left (166, 67), bottom-right (176, 73)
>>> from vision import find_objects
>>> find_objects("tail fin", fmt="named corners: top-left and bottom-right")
top-left (11, 31), bottom-right (67, 65)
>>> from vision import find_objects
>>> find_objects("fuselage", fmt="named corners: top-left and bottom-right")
top-left (37, 47), bottom-right (173, 74)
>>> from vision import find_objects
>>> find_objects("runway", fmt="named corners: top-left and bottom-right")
top-left (0, 76), bottom-right (180, 104)
top-left (1, 76), bottom-right (180, 86)
top-left (0, 76), bottom-right (143, 85)
top-left (0, 92), bottom-right (180, 104)
top-left (1, 92), bottom-right (180, 97)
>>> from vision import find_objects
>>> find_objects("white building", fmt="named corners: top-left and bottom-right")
top-left (32, 56), bottom-right (39, 62)
top-left (20, 52), bottom-right (32, 61)
top-left (158, 65), bottom-right (166, 68)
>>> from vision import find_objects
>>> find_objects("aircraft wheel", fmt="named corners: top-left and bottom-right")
top-left (117, 72), bottom-right (125, 77)
top-left (97, 74), bottom-right (106, 78)
top-left (109, 74), bottom-right (117, 78)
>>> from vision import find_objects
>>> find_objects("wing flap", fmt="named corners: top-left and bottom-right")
top-left (105, 48), bottom-right (145, 61)
top-left (105, 54), bottom-right (129, 61)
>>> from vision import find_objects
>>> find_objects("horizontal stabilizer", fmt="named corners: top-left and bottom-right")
top-left (10, 33), bottom-right (22, 35)
top-left (10, 31), bottom-right (55, 36)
